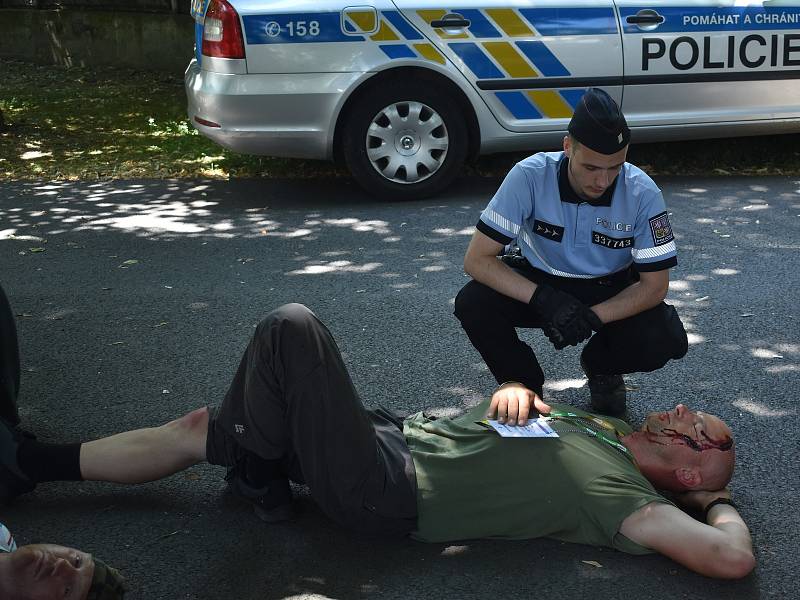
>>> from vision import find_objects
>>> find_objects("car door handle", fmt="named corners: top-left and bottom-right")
top-left (431, 17), bottom-right (471, 28)
top-left (626, 11), bottom-right (665, 25)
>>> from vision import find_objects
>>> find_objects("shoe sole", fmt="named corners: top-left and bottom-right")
top-left (253, 502), bottom-right (295, 523)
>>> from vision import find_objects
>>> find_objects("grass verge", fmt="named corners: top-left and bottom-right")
top-left (2, 58), bottom-right (799, 181)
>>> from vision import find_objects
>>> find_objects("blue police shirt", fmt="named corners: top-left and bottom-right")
top-left (477, 152), bottom-right (677, 278)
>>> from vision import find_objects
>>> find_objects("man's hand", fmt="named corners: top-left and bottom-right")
top-left (486, 383), bottom-right (552, 426)
top-left (529, 284), bottom-right (603, 349)
top-left (675, 488), bottom-right (732, 512)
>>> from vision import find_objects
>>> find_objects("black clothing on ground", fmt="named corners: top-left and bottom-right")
top-left (0, 281), bottom-right (83, 484)
top-left (17, 440), bottom-right (83, 483)
top-left (206, 303), bottom-right (417, 536)
top-left (0, 282), bottom-right (20, 426)
top-left (454, 259), bottom-right (688, 395)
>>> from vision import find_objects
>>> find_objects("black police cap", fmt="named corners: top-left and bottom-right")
top-left (567, 88), bottom-right (631, 154)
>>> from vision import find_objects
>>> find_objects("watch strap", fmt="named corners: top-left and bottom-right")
top-left (703, 497), bottom-right (738, 522)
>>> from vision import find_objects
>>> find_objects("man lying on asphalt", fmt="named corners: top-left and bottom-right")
top-left (0, 532), bottom-right (126, 600)
top-left (1, 303), bottom-right (754, 596)
top-left (0, 282), bottom-right (127, 600)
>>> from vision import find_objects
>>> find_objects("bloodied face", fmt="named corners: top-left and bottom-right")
top-left (642, 404), bottom-right (733, 452)
top-left (639, 403), bottom-right (736, 490)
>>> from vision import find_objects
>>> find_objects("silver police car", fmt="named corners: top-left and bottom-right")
top-left (186, 0), bottom-right (800, 200)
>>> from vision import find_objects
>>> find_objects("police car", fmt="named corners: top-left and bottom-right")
top-left (186, 0), bottom-right (800, 200)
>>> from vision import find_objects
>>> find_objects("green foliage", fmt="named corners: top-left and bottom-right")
top-left (0, 59), bottom-right (344, 180)
top-left (1, 58), bottom-right (798, 181)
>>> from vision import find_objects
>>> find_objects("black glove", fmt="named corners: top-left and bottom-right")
top-left (529, 284), bottom-right (603, 349)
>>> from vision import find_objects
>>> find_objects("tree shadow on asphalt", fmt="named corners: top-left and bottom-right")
top-left (0, 176), bottom-right (792, 599)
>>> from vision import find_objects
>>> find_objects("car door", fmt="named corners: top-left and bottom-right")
top-left (391, 0), bottom-right (624, 132)
top-left (617, 0), bottom-right (800, 126)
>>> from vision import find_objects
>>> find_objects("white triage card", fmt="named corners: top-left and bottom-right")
top-left (487, 417), bottom-right (559, 438)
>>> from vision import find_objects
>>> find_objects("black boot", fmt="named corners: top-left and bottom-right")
top-left (586, 374), bottom-right (627, 417)
top-left (581, 357), bottom-right (627, 417)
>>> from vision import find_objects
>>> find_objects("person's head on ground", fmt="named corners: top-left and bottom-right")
top-left (623, 403), bottom-right (735, 492)
top-left (0, 544), bottom-right (126, 600)
top-left (564, 87), bottom-right (631, 201)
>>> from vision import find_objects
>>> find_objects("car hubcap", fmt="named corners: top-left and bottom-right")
top-left (366, 101), bottom-right (449, 185)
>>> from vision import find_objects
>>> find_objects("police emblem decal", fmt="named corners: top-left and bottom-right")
top-left (649, 211), bottom-right (674, 246)
top-left (265, 21), bottom-right (281, 37)
top-left (533, 219), bottom-right (564, 243)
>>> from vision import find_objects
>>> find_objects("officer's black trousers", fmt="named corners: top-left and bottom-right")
top-left (454, 264), bottom-right (689, 396)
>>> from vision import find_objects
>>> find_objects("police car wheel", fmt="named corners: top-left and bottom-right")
top-left (342, 82), bottom-right (468, 200)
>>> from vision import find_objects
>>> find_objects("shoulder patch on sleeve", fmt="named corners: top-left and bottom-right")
top-left (648, 211), bottom-right (674, 246)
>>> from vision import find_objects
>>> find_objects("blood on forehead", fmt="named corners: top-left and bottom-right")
top-left (660, 428), bottom-right (733, 452)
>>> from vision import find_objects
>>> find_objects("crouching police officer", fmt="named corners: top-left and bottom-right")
top-left (454, 88), bottom-right (688, 416)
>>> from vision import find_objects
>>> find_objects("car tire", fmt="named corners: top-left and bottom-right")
top-left (341, 80), bottom-right (468, 201)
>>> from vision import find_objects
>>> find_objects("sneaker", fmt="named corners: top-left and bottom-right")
top-left (0, 418), bottom-right (36, 504)
top-left (225, 467), bottom-right (294, 523)
top-left (587, 374), bottom-right (627, 417)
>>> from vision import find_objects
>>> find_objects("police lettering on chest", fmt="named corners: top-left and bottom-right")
top-left (595, 217), bottom-right (633, 232)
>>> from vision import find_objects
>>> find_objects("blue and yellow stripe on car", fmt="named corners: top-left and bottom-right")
top-left (454, 9), bottom-right (503, 38)
top-left (484, 8), bottom-right (536, 37)
top-left (382, 10), bottom-right (424, 40)
top-left (344, 10), bottom-right (378, 35)
top-left (495, 88), bottom-right (587, 120)
top-left (482, 42), bottom-right (537, 78)
top-left (407, 7), bottom-right (618, 118)
top-left (412, 43), bottom-right (447, 65)
top-left (412, 8), bottom-right (573, 81)
top-left (243, 7), bottom-right (606, 120)
top-left (518, 8), bottom-right (617, 36)
top-left (412, 7), bottom-right (618, 78)
top-left (345, 10), bottom-right (446, 64)
top-left (515, 41), bottom-right (569, 77)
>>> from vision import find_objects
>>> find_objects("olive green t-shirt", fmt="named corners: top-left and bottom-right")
top-left (404, 401), bottom-right (671, 553)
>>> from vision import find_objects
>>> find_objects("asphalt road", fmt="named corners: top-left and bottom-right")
top-left (1, 175), bottom-right (798, 600)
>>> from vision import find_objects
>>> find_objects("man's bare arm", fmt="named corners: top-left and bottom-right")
top-left (591, 269), bottom-right (669, 325)
top-left (463, 230), bottom-right (537, 303)
top-left (619, 500), bottom-right (755, 579)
